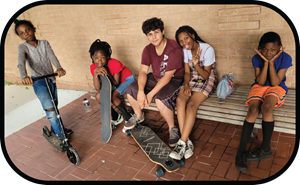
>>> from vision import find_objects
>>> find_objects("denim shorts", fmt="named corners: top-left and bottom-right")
top-left (115, 74), bottom-right (136, 95)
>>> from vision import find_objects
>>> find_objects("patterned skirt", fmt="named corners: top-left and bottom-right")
top-left (182, 60), bottom-right (217, 98)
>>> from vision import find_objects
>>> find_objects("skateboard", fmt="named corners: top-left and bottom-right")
top-left (99, 75), bottom-right (112, 143)
top-left (128, 124), bottom-right (184, 178)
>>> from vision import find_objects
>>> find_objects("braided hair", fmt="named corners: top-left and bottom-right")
top-left (175, 25), bottom-right (206, 48)
top-left (88, 39), bottom-right (112, 63)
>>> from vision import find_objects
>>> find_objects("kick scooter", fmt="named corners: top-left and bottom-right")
top-left (32, 73), bottom-right (80, 165)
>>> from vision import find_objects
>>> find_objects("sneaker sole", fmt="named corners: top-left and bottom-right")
top-left (169, 143), bottom-right (177, 148)
top-left (184, 151), bottom-right (194, 159)
top-left (169, 153), bottom-right (183, 161)
top-left (247, 154), bottom-right (272, 162)
top-left (123, 124), bottom-right (136, 130)
top-left (235, 164), bottom-right (248, 171)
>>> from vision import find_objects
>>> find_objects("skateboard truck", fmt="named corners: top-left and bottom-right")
top-left (156, 160), bottom-right (184, 178)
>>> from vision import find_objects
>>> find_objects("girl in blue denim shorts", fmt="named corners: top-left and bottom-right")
top-left (89, 39), bottom-right (136, 131)
top-left (15, 19), bottom-right (72, 139)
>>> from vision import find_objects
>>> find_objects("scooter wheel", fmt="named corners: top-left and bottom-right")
top-left (43, 126), bottom-right (51, 137)
top-left (66, 147), bottom-right (80, 166)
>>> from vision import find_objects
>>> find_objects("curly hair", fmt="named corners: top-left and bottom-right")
top-left (142, 17), bottom-right (164, 35)
top-left (88, 39), bottom-right (112, 63)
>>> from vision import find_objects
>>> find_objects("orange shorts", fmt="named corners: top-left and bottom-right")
top-left (245, 84), bottom-right (287, 107)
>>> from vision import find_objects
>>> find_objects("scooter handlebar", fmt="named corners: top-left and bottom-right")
top-left (32, 73), bottom-right (58, 82)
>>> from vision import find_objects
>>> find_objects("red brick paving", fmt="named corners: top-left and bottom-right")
top-left (4, 93), bottom-right (296, 181)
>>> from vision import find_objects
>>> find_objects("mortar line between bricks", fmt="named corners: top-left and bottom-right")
top-left (221, 145), bottom-right (231, 179)
top-left (131, 160), bottom-right (151, 181)
top-left (117, 164), bottom-right (131, 180)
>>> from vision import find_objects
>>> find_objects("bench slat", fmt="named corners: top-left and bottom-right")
top-left (200, 101), bottom-right (295, 117)
top-left (122, 84), bottom-right (296, 134)
top-left (196, 105), bottom-right (295, 123)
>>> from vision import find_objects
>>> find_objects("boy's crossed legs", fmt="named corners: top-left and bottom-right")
top-left (125, 73), bottom-right (182, 146)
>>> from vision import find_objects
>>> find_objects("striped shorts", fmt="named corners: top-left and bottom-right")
top-left (245, 84), bottom-right (287, 107)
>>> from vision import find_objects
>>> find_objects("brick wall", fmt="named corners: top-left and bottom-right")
top-left (4, 4), bottom-right (296, 91)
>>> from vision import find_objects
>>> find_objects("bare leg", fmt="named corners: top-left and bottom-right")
top-left (155, 99), bottom-right (175, 131)
top-left (112, 90), bottom-right (121, 106)
top-left (176, 88), bottom-right (190, 135)
top-left (245, 99), bottom-right (262, 123)
top-left (126, 94), bottom-right (143, 118)
top-left (180, 92), bottom-right (207, 142)
top-left (261, 95), bottom-right (277, 121)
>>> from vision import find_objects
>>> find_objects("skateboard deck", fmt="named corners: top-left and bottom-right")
top-left (100, 75), bottom-right (112, 143)
top-left (131, 124), bottom-right (180, 173)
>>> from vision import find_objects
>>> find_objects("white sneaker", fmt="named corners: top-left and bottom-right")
top-left (184, 139), bottom-right (194, 159)
top-left (169, 139), bottom-right (186, 160)
top-left (111, 114), bottom-right (124, 126)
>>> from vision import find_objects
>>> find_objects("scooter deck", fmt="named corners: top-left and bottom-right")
top-left (43, 131), bottom-right (64, 152)
top-left (100, 75), bottom-right (112, 143)
top-left (131, 124), bottom-right (180, 173)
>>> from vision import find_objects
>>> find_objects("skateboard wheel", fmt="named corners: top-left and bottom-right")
top-left (177, 160), bottom-right (184, 168)
top-left (112, 125), bottom-right (117, 131)
top-left (43, 126), bottom-right (51, 137)
top-left (156, 168), bottom-right (165, 178)
top-left (125, 129), bottom-right (131, 136)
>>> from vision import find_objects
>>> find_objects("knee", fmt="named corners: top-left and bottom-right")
top-left (248, 105), bottom-right (260, 117)
top-left (186, 101), bottom-right (197, 111)
top-left (46, 109), bottom-right (56, 120)
top-left (155, 99), bottom-right (165, 110)
top-left (261, 102), bottom-right (274, 116)
top-left (112, 91), bottom-right (120, 104)
top-left (46, 107), bottom-right (55, 112)
top-left (96, 92), bottom-right (100, 104)
top-left (176, 96), bottom-right (185, 107)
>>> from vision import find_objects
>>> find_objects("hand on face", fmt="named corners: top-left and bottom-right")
top-left (254, 47), bottom-right (285, 64)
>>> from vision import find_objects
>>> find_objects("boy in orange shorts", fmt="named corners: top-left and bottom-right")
top-left (235, 32), bottom-right (292, 171)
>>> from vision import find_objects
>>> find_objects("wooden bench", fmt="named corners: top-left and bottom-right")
top-left (123, 85), bottom-right (296, 134)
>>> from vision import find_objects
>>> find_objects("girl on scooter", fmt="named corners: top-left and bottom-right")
top-left (14, 19), bottom-right (72, 140)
